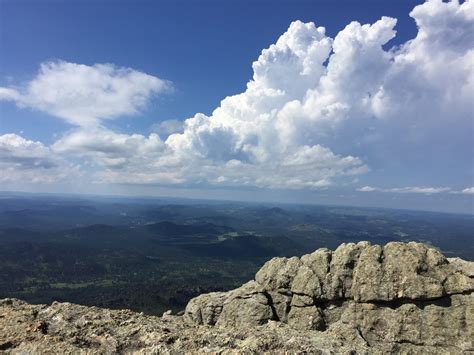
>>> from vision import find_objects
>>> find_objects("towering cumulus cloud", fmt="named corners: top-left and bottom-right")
top-left (1, 0), bottom-right (473, 191)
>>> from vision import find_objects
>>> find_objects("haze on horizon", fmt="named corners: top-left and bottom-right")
top-left (0, 0), bottom-right (473, 214)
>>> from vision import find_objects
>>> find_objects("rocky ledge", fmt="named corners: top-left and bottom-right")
top-left (1, 242), bottom-right (473, 353)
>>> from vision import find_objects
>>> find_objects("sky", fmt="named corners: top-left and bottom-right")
top-left (0, 0), bottom-right (473, 214)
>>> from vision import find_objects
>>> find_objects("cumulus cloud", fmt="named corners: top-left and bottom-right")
top-left (1, 0), bottom-right (473, 192)
top-left (0, 134), bottom-right (80, 183)
top-left (0, 61), bottom-right (170, 126)
top-left (143, 0), bottom-right (470, 190)
top-left (357, 185), bottom-right (452, 194)
top-left (53, 128), bottom-right (166, 170)
top-left (52, 128), bottom-right (366, 188)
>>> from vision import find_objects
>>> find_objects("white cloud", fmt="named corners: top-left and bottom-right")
top-left (52, 127), bottom-right (168, 171)
top-left (357, 185), bottom-right (452, 194)
top-left (0, 61), bottom-right (170, 127)
top-left (53, 127), bottom-right (366, 189)
top-left (357, 186), bottom-right (377, 192)
top-left (1, 0), bottom-right (473, 192)
top-left (388, 187), bottom-right (452, 194)
top-left (461, 187), bottom-right (474, 194)
top-left (0, 134), bottom-right (80, 183)
top-left (154, 0), bottom-right (471, 190)
top-left (0, 87), bottom-right (20, 101)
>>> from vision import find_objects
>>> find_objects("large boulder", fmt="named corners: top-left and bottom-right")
top-left (184, 291), bottom-right (228, 325)
top-left (185, 281), bottom-right (275, 327)
top-left (351, 242), bottom-right (449, 301)
top-left (184, 241), bottom-right (474, 351)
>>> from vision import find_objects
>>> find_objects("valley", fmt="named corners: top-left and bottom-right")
top-left (1, 193), bottom-right (473, 315)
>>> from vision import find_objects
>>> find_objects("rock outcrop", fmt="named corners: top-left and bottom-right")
top-left (1, 241), bottom-right (473, 353)
top-left (185, 241), bottom-right (474, 352)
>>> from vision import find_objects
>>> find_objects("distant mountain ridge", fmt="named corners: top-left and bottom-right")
top-left (1, 195), bottom-right (473, 317)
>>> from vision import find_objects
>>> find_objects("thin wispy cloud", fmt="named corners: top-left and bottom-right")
top-left (357, 186), bottom-right (474, 195)
top-left (357, 186), bottom-right (452, 194)
top-left (461, 187), bottom-right (474, 195)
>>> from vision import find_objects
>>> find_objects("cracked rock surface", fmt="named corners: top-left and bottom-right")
top-left (1, 242), bottom-right (473, 353)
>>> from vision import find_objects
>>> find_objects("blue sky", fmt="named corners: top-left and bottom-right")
top-left (0, 0), bottom-right (473, 213)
